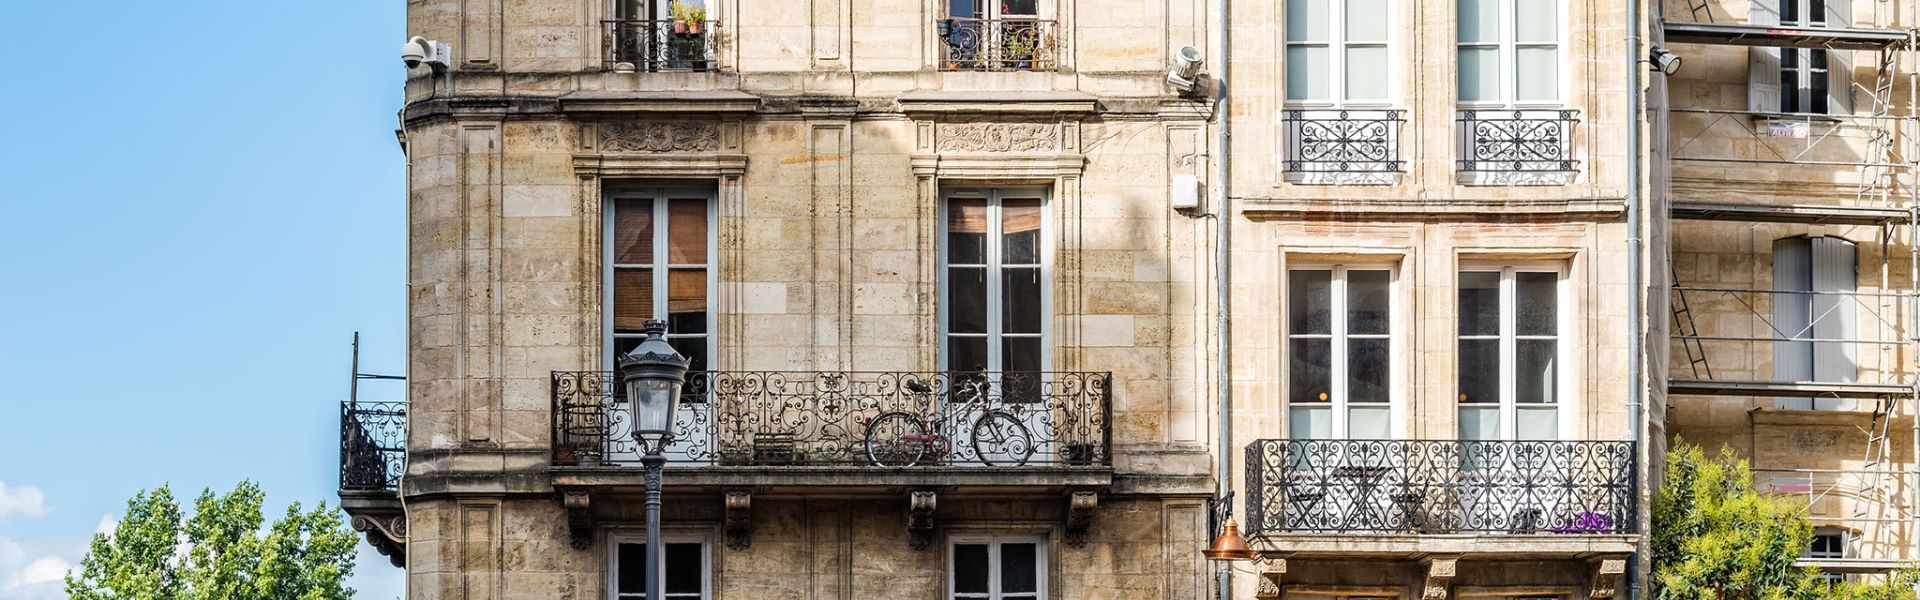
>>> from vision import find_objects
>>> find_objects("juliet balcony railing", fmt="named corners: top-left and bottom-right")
top-left (340, 401), bottom-right (407, 492)
top-left (936, 18), bottom-right (1059, 72)
top-left (1245, 439), bottom-right (1636, 535)
top-left (1283, 109), bottom-right (1406, 183)
top-left (1456, 109), bottom-right (1580, 174)
top-left (551, 370), bottom-right (1112, 468)
top-left (603, 19), bottom-right (718, 71)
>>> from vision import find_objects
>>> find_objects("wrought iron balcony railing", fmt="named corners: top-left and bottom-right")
top-left (552, 370), bottom-right (1111, 468)
top-left (937, 18), bottom-right (1059, 72)
top-left (340, 402), bottom-right (406, 492)
top-left (1284, 109), bottom-right (1406, 183)
top-left (1457, 109), bottom-right (1580, 174)
top-left (602, 19), bottom-right (718, 72)
top-left (1245, 439), bottom-right (1636, 535)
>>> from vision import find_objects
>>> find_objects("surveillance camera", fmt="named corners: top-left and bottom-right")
top-left (1649, 46), bottom-right (1682, 76)
top-left (1167, 46), bottom-right (1205, 93)
top-left (402, 36), bottom-right (452, 70)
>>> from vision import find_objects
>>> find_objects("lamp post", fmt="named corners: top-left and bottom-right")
top-left (619, 320), bottom-right (690, 600)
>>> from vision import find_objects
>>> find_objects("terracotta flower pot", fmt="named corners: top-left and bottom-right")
top-left (673, 19), bottom-right (688, 34)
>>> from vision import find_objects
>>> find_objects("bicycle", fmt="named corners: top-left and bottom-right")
top-left (862, 376), bottom-right (1036, 467)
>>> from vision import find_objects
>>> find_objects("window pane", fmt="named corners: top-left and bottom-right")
top-left (1003, 268), bottom-right (1043, 334)
top-left (665, 543), bottom-right (701, 594)
top-left (1458, 272), bottom-right (1500, 336)
top-left (1457, 47), bottom-right (1499, 102)
top-left (1002, 198), bottom-right (1043, 265)
top-left (1003, 336), bottom-right (1043, 373)
top-left (949, 266), bottom-right (987, 333)
top-left (1289, 338), bottom-right (1332, 405)
top-left (1349, 338), bottom-right (1389, 405)
top-left (1290, 406), bottom-right (1333, 439)
top-left (667, 268), bottom-right (707, 334)
top-left (1516, 46), bottom-right (1559, 102)
top-left (1457, 339), bottom-right (1499, 404)
top-left (1003, 0), bottom-right (1037, 15)
top-left (1516, 0), bottom-right (1557, 42)
top-left (1458, 406), bottom-right (1500, 440)
top-left (614, 268), bottom-right (655, 335)
top-left (1348, 270), bottom-right (1391, 335)
top-left (1287, 46), bottom-right (1331, 101)
top-left (1287, 0), bottom-right (1330, 41)
top-left (1345, 0), bottom-right (1388, 41)
top-left (948, 199), bottom-right (988, 265)
top-left (953, 544), bottom-right (990, 594)
top-left (669, 337), bottom-right (708, 374)
top-left (1345, 45), bottom-right (1389, 101)
top-left (1289, 270), bottom-right (1333, 335)
top-left (667, 199), bottom-right (708, 264)
top-left (1000, 543), bottom-right (1038, 593)
top-left (1517, 339), bottom-right (1557, 404)
top-left (1517, 407), bottom-right (1557, 440)
top-left (949, 336), bottom-right (989, 372)
top-left (1457, 0), bottom-right (1497, 43)
top-left (618, 543), bottom-right (645, 594)
top-left (1349, 406), bottom-right (1390, 438)
top-left (1516, 272), bottom-right (1557, 335)
top-left (614, 200), bottom-right (655, 265)
top-left (948, 0), bottom-right (981, 18)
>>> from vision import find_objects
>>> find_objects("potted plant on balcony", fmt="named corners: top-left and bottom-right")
top-left (1004, 34), bottom-right (1037, 70)
top-left (669, 0), bottom-right (691, 34)
top-left (685, 5), bottom-right (707, 35)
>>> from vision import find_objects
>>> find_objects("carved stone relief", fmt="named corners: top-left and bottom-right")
top-left (600, 122), bottom-right (722, 153)
top-left (936, 123), bottom-right (1060, 153)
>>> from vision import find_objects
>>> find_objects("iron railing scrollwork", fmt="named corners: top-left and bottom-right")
top-left (1284, 109), bottom-right (1406, 176)
top-left (552, 370), bottom-right (1112, 467)
top-left (1457, 109), bottom-right (1580, 173)
top-left (937, 18), bottom-right (1059, 72)
top-left (603, 19), bottom-right (718, 71)
top-left (340, 402), bottom-right (406, 492)
top-left (1245, 439), bottom-right (1635, 535)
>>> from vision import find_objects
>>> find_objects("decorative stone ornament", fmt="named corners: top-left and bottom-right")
top-left (935, 123), bottom-right (1060, 153)
top-left (1065, 491), bottom-right (1098, 547)
top-left (908, 491), bottom-right (938, 550)
top-left (1422, 556), bottom-right (1458, 600)
top-left (724, 489), bottom-right (753, 550)
top-left (564, 491), bottom-right (593, 550)
top-left (1254, 557), bottom-right (1287, 600)
top-left (349, 512), bottom-right (407, 567)
top-left (600, 122), bottom-right (721, 153)
top-left (1589, 558), bottom-right (1627, 598)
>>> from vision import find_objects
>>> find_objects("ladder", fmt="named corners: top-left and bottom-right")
top-left (1855, 48), bottom-right (1898, 206)
top-left (1849, 394), bottom-right (1897, 559)
top-left (1672, 274), bottom-right (1714, 379)
top-left (1683, 0), bottom-right (1715, 23)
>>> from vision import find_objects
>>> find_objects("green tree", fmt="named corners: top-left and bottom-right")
top-left (1654, 443), bottom-right (1917, 600)
top-left (66, 481), bottom-right (360, 600)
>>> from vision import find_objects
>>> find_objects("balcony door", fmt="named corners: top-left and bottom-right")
top-left (943, 0), bottom-right (1052, 70)
top-left (942, 188), bottom-right (1049, 465)
top-left (1456, 267), bottom-right (1564, 442)
top-left (606, 187), bottom-right (715, 463)
top-left (1286, 266), bottom-right (1397, 440)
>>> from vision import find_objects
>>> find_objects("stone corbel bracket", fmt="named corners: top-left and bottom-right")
top-left (724, 489), bottom-right (753, 550)
top-left (349, 512), bottom-right (407, 568)
top-left (908, 491), bottom-right (938, 551)
top-left (564, 491), bottom-right (593, 550)
top-left (1422, 556), bottom-right (1459, 600)
top-left (1064, 491), bottom-right (1098, 547)
top-left (1589, 557), bottom-right (1627, 599)
top-left (1254, 557), bottom-right (1287, 599)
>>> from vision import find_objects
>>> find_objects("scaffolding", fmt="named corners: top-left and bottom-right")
top-left (1662, 0), bottom-right (1920, 575)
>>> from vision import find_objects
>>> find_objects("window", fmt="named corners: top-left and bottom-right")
top-left (943, 189), bottom-right (1047, 375)
top-left (1807, 527), bottom-right (1849, 585)
top-left (1749, 0), bottom-right (1851, 114)
top-left (1772, 236), bottom-right (1858, 410)
top-left (1286, 0), bottom-right (1391, 104)
top-left (941, 0), bottom-right (1056, 71)
top-left (609, 533), bottom-right (709, 600)
top-left (1457, 268), bottom-right (1562, 440)
top-left (1287, 267), bottom-right (1394, 439)
top-left (607, 190), bottom-right (713, 372)
top-left (1457, 0), bottom-right (1561, 105)
top-left (950, 536), bottom-right (1044, 600)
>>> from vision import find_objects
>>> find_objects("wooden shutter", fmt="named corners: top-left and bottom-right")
top-left (1809, 236), bottom-right (1858, 410)
top-left (1773, 237), bottom-right (1814, 409)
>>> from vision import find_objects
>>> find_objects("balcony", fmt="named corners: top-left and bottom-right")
top-left (1283, 109), bottom-right (1406, 185)
top-left (1244, 439), bottom-right (1636, 555)
top-left (602, 19), bottom-right (718, 72)
top-left (338, 401), bottom-right (406, 565)
top-left (1457, 109), bottom-right (1579, 184)
top-left (936, 18), bottom-right (1059, 72)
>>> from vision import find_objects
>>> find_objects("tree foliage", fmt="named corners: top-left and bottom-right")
top-left (65, 481), bottom-right (360, 600)
top-left (1654, 443), bottom-right (1917, 600)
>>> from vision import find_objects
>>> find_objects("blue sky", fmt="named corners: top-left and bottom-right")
top-left (0, 1), bottom-right (408, 598)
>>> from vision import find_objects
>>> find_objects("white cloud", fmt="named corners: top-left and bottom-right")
top-left (0, 536), bottom-right (79, 600)
top-left (0, 482), bottom-right (48, 519)
top-left (6, 556), bottom-right (72, 589)
top-left (93, 514), bottom-right (116, 537)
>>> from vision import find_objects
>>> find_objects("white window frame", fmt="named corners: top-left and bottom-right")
top-left (1456, 263), bottom-right (1571, 441)
top-left (1284, 0), bottom-right (1397, 108)
top-left (603, 186), bottom-right (718, 372)
top-left (606, 531), bottom-right (712, 600)
top-left (1283, 264), bottom-right (1405, 440)
top-left (938, 187), bottom-right (1052, 374)
top-left (947, 534), bottom-right (1047, 600)
top-left (1455, 0), bottom-right (1567, 108)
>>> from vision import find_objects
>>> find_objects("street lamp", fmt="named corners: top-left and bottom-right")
top-left (619, 319), bottom-right (690, 600)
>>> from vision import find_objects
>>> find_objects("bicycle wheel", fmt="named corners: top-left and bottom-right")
top-left (865, 412), bottom-right (929, 467)
top-left (970, 411), bottom-right (1035, 467)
